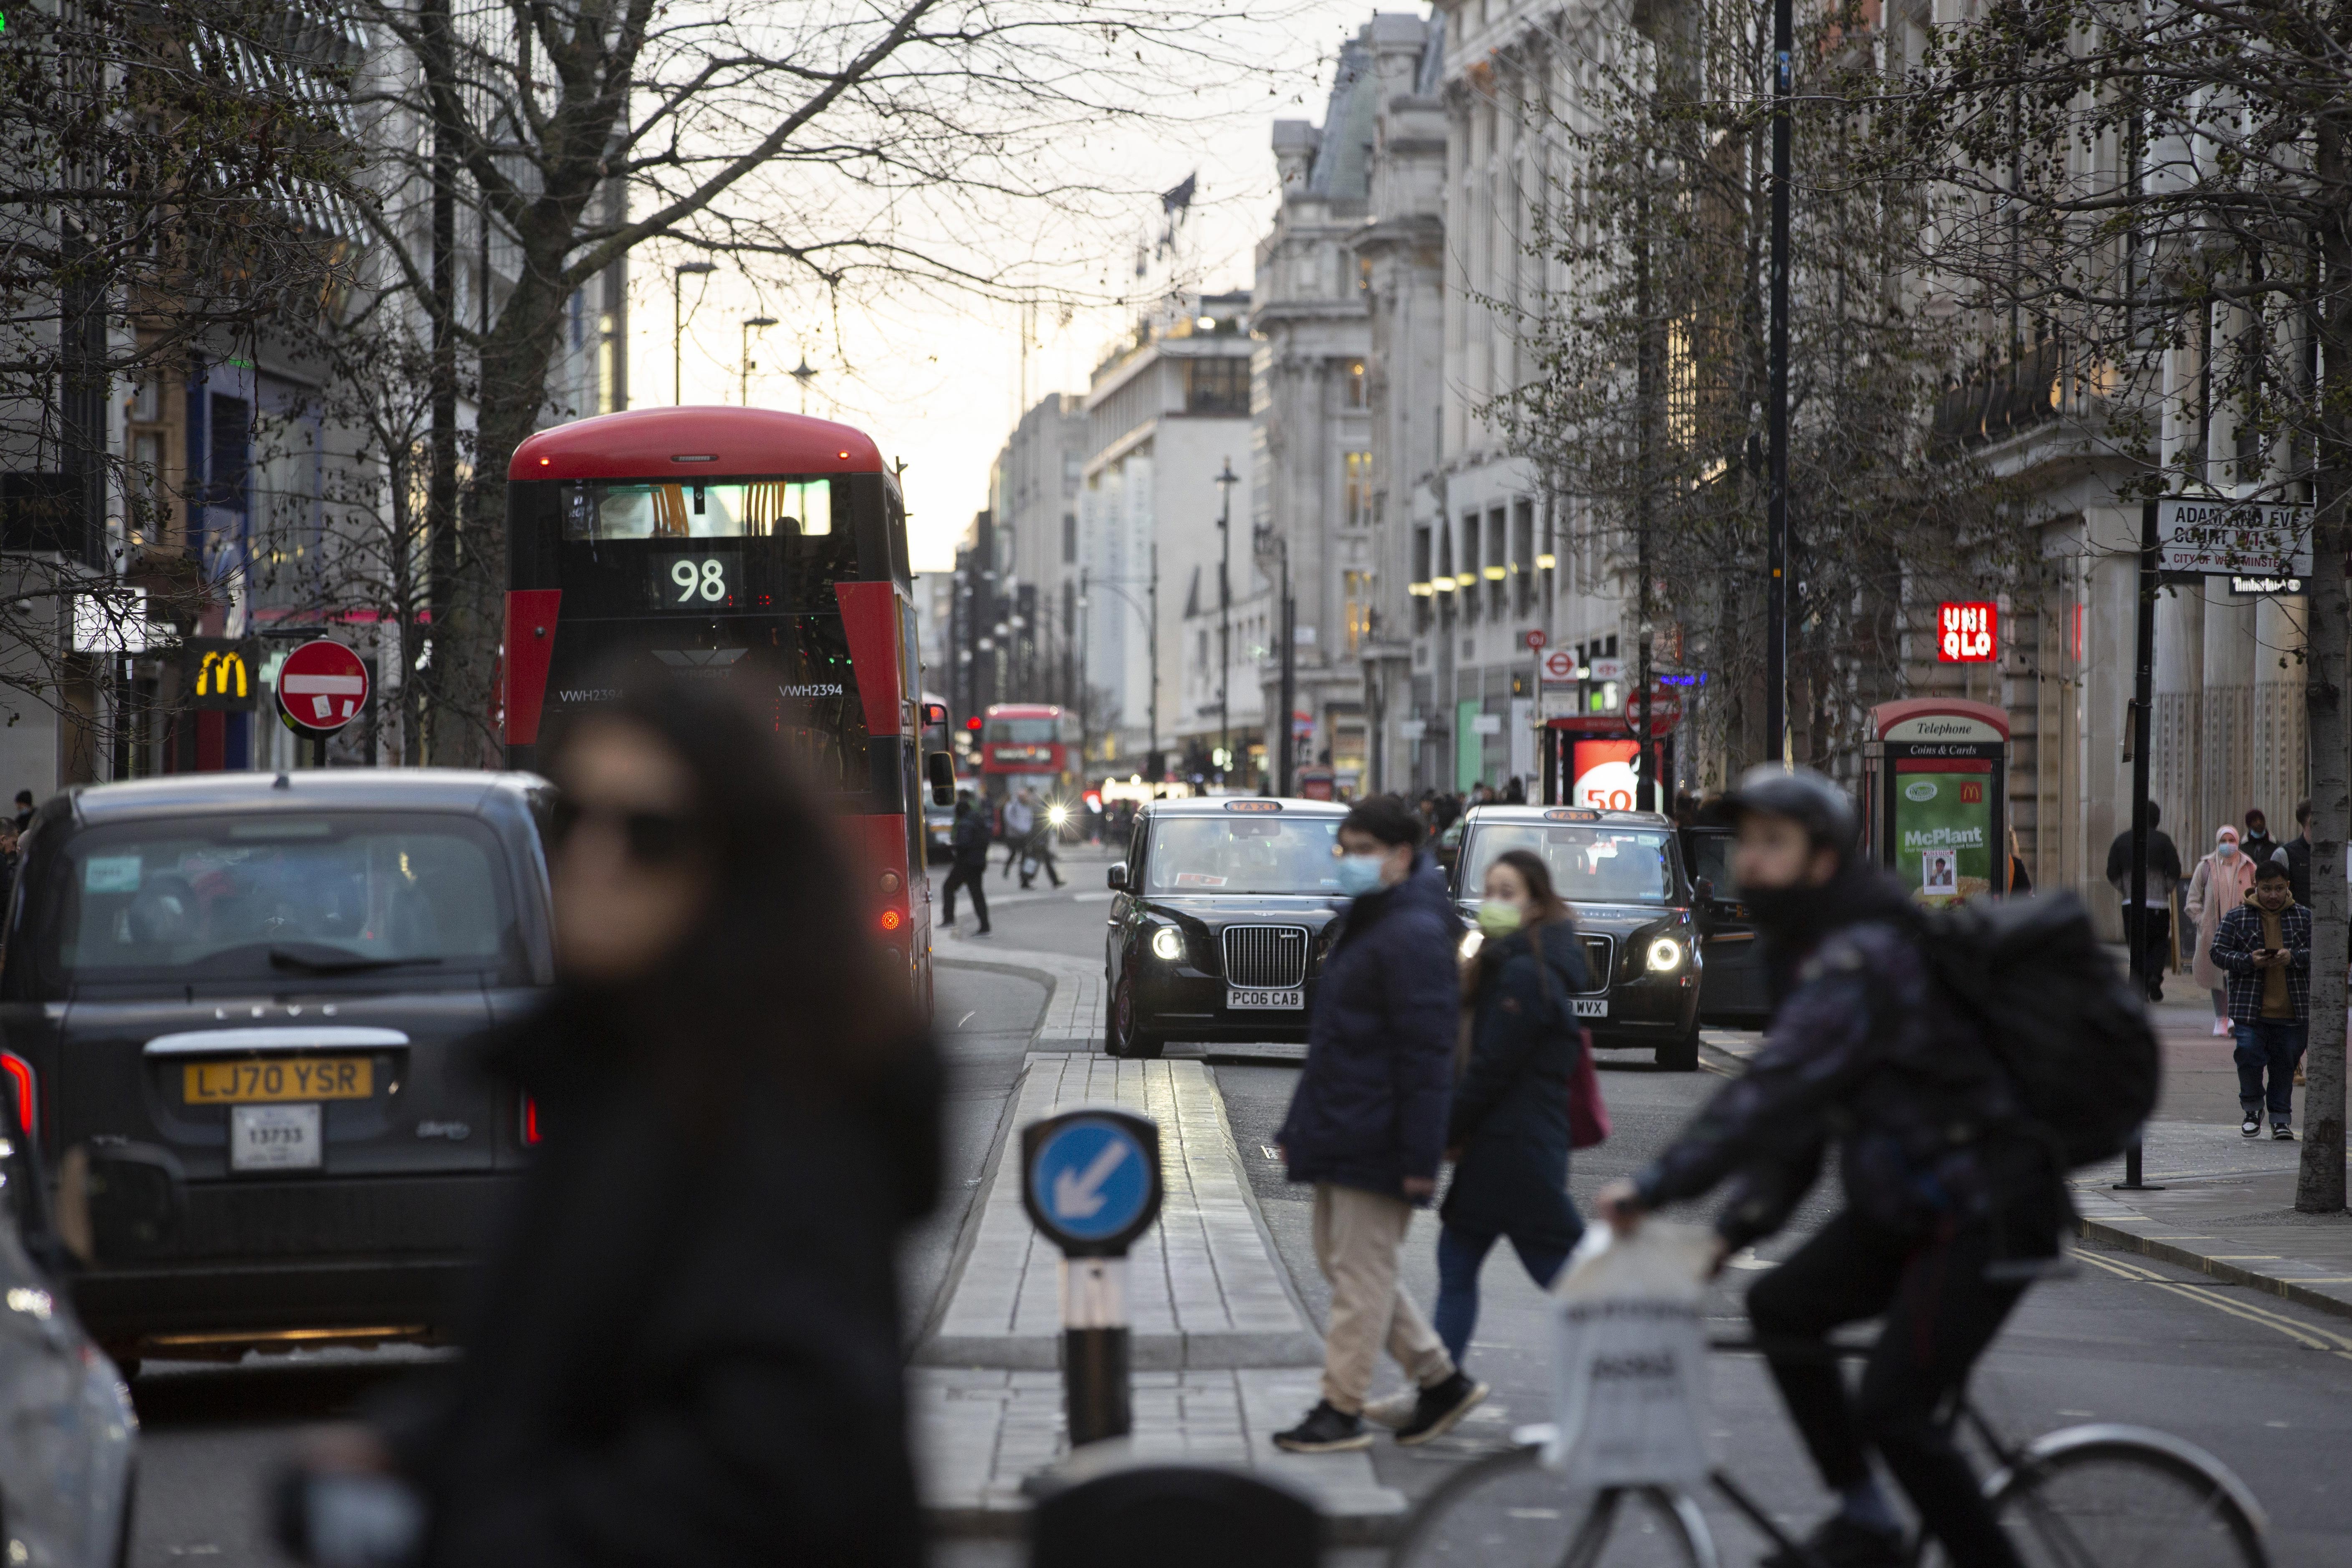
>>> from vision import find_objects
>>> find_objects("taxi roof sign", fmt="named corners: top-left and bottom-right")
top-left (1545, 808), bottom-right (1601, 822)
top-left (1224, 799), bottom-right (1282, 812)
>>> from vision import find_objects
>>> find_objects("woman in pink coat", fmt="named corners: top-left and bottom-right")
top-left (2186, 825), bottom-right (2255, 1036)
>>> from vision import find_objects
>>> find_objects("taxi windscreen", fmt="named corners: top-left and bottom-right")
top-left (1145, 816), bottom-right (1343, 896)
top-left (47, 815), bottom-right (523, 982)
top-left (1463, 825), bottom-right (1678, 905)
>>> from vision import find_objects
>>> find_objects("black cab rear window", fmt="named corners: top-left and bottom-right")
top-left (42, 813), bottom-right (525, 985)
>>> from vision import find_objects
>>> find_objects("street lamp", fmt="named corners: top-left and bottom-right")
top-left (672, 261), bottom-right (717, 406)
top-left (740, 316), bottom-right (777, 405)
top-left (1214, 456), bottom-right (1239, 788)
top-left (790, 353), bottom-right (819, 414)
top-left (1253, 518), bottom-right (1297, 797)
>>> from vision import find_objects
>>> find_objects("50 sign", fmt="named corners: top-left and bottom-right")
top-left (650, 554), bottom-right (741, 610)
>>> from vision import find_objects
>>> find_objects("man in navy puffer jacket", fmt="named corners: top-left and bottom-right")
top-left (1272, 795), bottom-right (1483, 1452)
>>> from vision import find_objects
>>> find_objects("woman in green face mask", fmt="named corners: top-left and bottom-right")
top-left (1370, 849), bottom-right (1594, 1428)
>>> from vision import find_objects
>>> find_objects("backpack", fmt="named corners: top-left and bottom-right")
top-left (1912, 889), bottom-right (2160, 1167)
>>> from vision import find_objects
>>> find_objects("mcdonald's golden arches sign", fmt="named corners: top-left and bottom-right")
top-left (182, 639), bottom-right (260, 711)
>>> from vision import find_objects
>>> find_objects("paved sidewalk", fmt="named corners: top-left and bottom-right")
top-left (938, 940), bottom-right (1105, 1045)
top-left (916, 1053), bottom-right (1321, 1369)
top-left (911, 1366), bottom-right (1406, 1539)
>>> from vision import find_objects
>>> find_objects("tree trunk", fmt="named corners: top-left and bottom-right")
top-left (2296, 125), bottom-right (2352, 1212)
top-left (422, 0), bottom-right (459, 765)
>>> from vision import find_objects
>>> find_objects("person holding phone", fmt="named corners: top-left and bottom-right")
top-left (2210, 857), bottom-right (2311, 1139)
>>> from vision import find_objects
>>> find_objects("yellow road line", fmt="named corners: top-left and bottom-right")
top-left (2075, 1242), bottom-right (2352, 1358)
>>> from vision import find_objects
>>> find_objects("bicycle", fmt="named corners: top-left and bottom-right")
top-left (1390, 1330), bottom-right (2269, 1568)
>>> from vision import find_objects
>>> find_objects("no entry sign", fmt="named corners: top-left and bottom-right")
top-left (277, 639), bottom-right (370, 734)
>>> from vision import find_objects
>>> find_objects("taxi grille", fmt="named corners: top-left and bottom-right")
top-left (1578, 935), bottom-right (1615, 992)
top-left (1222, 925), bottom-right (1310, 990)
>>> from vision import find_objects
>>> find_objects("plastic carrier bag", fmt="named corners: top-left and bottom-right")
top-left (1545, 1222), bottom-right (1714, 1486)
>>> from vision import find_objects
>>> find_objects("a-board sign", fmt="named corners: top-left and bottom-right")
top-left (1021, 1108), bottom-right (1162, 1257)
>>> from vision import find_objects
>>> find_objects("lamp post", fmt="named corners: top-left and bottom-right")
top-left (672, 261), bottom-right (717, 406)
top-left (1253, 517), bottom-right (1296, 797)
top-left (740, 316), bottom-right (777, 404)
top-left (790, 353), bottom-right (819, 414)
top-left (1214, 457), bottom-right (1239, 787)
top-left (1764, 0), bottom-right (1792, 763)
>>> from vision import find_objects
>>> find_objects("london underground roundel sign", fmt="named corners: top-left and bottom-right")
top-left (277, 639), bottom-right (370, 734)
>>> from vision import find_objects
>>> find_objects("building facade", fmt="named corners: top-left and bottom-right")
top-left (987, 394), bottom-right (1090, 714)
top-left (1080, 293), bottom-right (1262, 778)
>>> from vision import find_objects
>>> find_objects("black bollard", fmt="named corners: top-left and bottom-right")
top-left (1061, 1257), bottom-right (1131, 1444)
top-left (1021, 1109), bottom-right (1163, 1452)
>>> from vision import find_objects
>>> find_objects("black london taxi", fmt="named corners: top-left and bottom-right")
top-left (1451, 805), bottom-right (1704, 1070)
top-left (0, 769), bottom-right (555, 1364)
top-left (1102, 796), bottom-right (1350, 1058)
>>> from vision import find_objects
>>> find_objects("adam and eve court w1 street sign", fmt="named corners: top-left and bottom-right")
top-left (2157, 498), bottom-right (2313, 577)
top-left (1022, 1108), bottom-right (1162, 1256)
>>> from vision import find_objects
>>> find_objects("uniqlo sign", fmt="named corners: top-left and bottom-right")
top-left (1937, 602), bottom-right (1997, 663)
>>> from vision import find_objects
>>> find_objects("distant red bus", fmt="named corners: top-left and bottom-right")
top-left (981, 704), bottom-right (1078, 790)
top-left (501, 407), bottom-right (933, 1008)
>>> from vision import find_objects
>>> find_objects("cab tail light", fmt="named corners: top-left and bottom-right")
top-left (0, 1052), bottom-right (35, 1139)
top-left (521, 1096), bottom-right (542, 1146)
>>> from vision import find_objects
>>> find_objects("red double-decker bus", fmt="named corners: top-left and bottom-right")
top-left (500, 407), bottom-right (937, 1007)
top-left (981, 703), bottom-right (1078, 793)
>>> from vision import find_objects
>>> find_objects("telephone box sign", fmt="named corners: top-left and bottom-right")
top-left (2157, 498), bottom-right (2312, 577)
top-left (1936, 602), bottom-right (1998, 663)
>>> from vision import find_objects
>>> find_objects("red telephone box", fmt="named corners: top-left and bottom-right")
top-left (1861, 697), bottom-right (2011, 904)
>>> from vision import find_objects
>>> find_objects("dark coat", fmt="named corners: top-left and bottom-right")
top-left (2211, 893), bottom-right (2312, 1025)
top-left (1279, 855), bottom-right (1459, 1200)
top-left (1634, 870), bottom-right (2064, 1252)
top-left (2281, 835), bottom-right (2312, 910)
top-left (950, 810), bottom-right (991, 866)
top-left (1441, 920), bottom-right (1589, 1242)
top-left (2103, 826), bottom-right (2182, 898)
top-left (384, 994), bottom-right (942, 1568)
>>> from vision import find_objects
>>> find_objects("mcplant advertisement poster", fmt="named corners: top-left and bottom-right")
top-left (1895, 770), bottom-right (1991, 905)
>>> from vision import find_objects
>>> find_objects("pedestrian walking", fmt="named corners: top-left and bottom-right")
top-left (2211, 857), bottom-right (2311, 1139)
top-left (2005, 826), bottom-right (2032, 895)
top-left (291, 669), bottom-right (941, 1568)
top-left (10, 790), bottom-right (31, 833)
top-left (2239, 808), bottom-right (2280, 871)
top-left (940, 792), bottom-right (992, 935)
top-left (1595, 767), bottom-right (2069, 1568)
top-left (1000, 789), bottom-right (1035, 881)
top-left (1272, 795), bottom-right (1481, 1454)
top-left (2105, 801), bottom-right (2181, 999)
top-left (2277, 798), bottom-right (2312, 909)
top-left (2185, 827), bottom-right (2254, 1037)
top-left (1365, 849), bottom-right (1585, 1431)
top-left (1024, 790), bottom-right (1065, 889)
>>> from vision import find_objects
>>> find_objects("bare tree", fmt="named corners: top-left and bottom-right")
top-left (329, 0), bottom-right (1287, 763)
top-left (1, 0), bottom-right (357, 727)
top-left (1492, 0), bottom-right (2013, 784)
top-left (1871, 0), bottom-right (2352, 1209)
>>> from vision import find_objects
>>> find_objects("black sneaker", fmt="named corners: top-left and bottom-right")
top-left (2243, 1116), bottom-right (2263, 1137)
top-left (1272, 1400), bottom-right (1372, 1453)
top-left (1395, 1371), bottom-right (1489, 1446)
top-left (2274, 1123), bottom-right (2296, 1141)
top-left (1760, 1515), bottom-right (1905, 1568)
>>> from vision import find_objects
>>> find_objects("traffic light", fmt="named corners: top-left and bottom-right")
top-left (966, 716), bottom-right (982, 732)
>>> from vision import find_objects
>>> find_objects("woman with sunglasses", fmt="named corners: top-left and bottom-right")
top-left (293, 669), bottom-right (940, 1568)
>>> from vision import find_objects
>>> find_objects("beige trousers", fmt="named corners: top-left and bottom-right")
top-left (1311, 1182), bottom-right (1454, 1414)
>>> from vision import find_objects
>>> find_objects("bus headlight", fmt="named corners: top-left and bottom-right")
top-left (1645, 936), bottom-right (1684, 973)
top-left (1151, 926), bottom-right (1185, 962)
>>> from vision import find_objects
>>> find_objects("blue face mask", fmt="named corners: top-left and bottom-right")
top-left (1334, 853), bottom-right (1388, 897)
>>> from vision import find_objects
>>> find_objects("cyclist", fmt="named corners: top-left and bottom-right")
top-left (1594, 765), bottom-right (2067, 1568)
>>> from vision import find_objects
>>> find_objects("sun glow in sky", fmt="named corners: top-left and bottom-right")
top-left (628, 5), bottom-right (1378, 571)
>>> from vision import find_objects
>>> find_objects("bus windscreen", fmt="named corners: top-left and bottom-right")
top-left (553, 478), bottom-right (856, 616)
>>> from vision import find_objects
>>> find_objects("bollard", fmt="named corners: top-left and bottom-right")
top-left (2112, 1133), bottom-right (2165, 1192)
top-left (1022, 1108), bottom-right (1163, 1448)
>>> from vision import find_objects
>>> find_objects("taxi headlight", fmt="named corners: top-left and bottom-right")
top-left (1151, 926), bottom-right (1185, 962)
top-left (1459, 929), bottom-right (1484, 961)
top-left (1645, 936), bottom-right (1684, 973)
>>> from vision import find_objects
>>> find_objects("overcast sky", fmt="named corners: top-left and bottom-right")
top-left (627, 4), bottom-right (1380, 571)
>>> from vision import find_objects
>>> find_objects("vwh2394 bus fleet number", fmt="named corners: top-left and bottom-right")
top-left (649, 554), bottom-right (741, 609)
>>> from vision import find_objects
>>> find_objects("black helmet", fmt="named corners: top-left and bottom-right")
top-left (1717, 764), bottom-right (1857, 856)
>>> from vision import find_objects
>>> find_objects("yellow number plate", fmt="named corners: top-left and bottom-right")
top-left (183, 1058), bottom-right (374, 1105)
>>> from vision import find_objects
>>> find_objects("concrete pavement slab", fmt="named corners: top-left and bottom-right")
top-left (916, 1053), bottom-right (1323, 1368)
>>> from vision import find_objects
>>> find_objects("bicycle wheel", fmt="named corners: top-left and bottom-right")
top-left (1390, 1445), bottom-right (1717, 1568)
top-left (1986, 1434), bottom-right (2268, 1568)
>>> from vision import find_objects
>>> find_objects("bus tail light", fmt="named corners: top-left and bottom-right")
top-left (879, 907), bottom-right (905, 934)
top-left (1, 1052), bottom-right (35, 1136)
top-left (521, 1096), bottom-right (542, 1146)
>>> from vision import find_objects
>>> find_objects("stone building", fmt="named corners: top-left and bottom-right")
top-left (987, 394), bottom-right (1090, 711)
top-left (1080, 293), bottom-right (1262, 778)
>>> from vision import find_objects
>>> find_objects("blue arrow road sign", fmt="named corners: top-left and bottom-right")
top-left (1027, 1116), bottom-right (1155, 1247)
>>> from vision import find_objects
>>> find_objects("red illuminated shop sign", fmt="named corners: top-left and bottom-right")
top-left (1937, 602), bottom-right (1997, 663)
